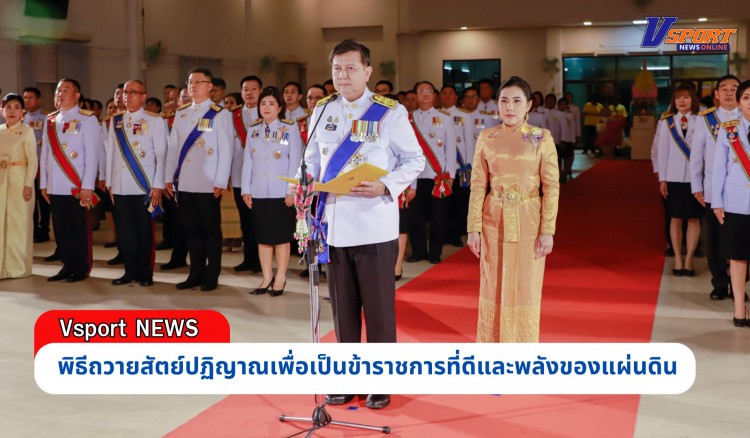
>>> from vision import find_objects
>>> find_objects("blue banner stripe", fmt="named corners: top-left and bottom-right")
top-left (667, 115), bottom-right (691, 159)
top-left (114, 114), bottom-right (151, 194)
top-left (313, 100), bottom-right (391, 263)
top-left (704, 111), bottom-right (720, 142)
top-left (174, 107), bottom-right (220, 185)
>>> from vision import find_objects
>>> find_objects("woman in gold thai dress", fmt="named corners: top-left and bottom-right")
top-left (0, 94), bottom-right (38, 279)
top-left (467, 77), bottom-right (559, 342)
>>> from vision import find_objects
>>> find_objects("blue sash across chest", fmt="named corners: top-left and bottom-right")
top-left (667, 115), bottom-right (690, 159)
top-left (313, 100), bottom-right (390, 263)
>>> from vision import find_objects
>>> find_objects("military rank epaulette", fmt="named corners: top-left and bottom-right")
top-left (437, 108), bottom-right (450, 116)
top-left (280, 118), bottom-right (294, 125)
top-left (479, 110), bottom-right (493, 115)
top-left (102, 114), bottom-right (113, 121)
top-left (177, 103), bottom-right (191, 111)
top-left (79, 109), bottom-right (95, 117)
top-left (161, 111), bottom-right (174, 119)
top-left (720, 119), bottom-right (740, 127)
top-left (304, 108), bottom-right (312, 115)
top-left (296, 113), bottom-right (310, 122)
top-left (250, 118), bottom-right (263, 127)
top-left (699, 107), bottom-right (717, 116)
top-left (458, 107), bottom-right (471, 114)
top-left (371, 94), bottom-right (397, 109)
top-left (316, 93), bottom-right (338, 107)
top-left (210, 103), bottom-right (223, 112)
top-left (231, 106), bottom-right (242, 114)
top-left (145, 110), bottom-right (160, 117)
top-left (47, 110), bottom-right (60, 118)
top-left (660, 112), bottom-right (674, 121)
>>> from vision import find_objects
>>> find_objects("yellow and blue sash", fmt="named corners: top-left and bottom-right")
top-left (114, 114), bottom-right (163, 217)
top-left (703, 111), bottom-right (721, 142)
top-left (456, 149), bottom-right (471, 188)
top-left (667, 115), bottom-right (690, 159)
top-left (313, 101), bottom-right (390, 263)
top-left (173, 106), bottom-right (220, 195)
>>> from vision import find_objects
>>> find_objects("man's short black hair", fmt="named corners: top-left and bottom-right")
top-left (240, 75), bottom-right (262, 88)
top-left (376, 80), bottom-right (394, 92)
top-left (188, 68), bottom-right (213, 81)
top-left (23, 87), bottom-right (41, 98)
top-left (329, 39), bottom-right (371, 66)
top-left (211, 77), bottom-right (226, 89)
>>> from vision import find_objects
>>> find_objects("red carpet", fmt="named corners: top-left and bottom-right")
top-left (167, 160), bottom-right (664, 437)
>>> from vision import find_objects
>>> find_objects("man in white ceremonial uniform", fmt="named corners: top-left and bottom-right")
top-left (165, 68), bottom-right (233, 292)
top-left (440, 84), bottom-right (474, 248)
top-left (688, 74), bottom-right (741, 301)
top-left (477, 78), bottom-right (500, 120)
top-left (40, 78), bottom-right (99, 282)
top-left (106, 80), bottom-right (167, 287)
top-left (23, 87), bottom-right (51, 243)
top-left (300, 40), bottom-right (425, 410)
top-left (98, 83), bottom-right (126, 266)
top-left (229, 75), bottom-right (263, 273)
top-left (407, 81), bottom-right (457, 265)
top-left (283, 81), bottom-right (307, 122)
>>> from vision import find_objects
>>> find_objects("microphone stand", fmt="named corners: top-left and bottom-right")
top-left (278, 95), bottom-right (391, 436)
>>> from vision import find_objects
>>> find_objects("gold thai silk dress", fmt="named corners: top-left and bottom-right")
top-left (0, 123), bottom-right (38, 279)
top-left (467, 122), bottom-right (559, 342)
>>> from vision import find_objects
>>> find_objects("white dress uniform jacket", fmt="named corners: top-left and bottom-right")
top-left (712, 116), bottom-right (750, 214)
top-left (241, 118), bottom-right (302, 198)
top-left (412, 107), bottom-right (457, 180)
top-left (301, 89), bottom-right (425, 247)
top-left (165, 99), bottom-right (232, 193)
top-left (40, 106), bottom-right (99, 194)
top-left (443, 106), bottom-right (474, 169)
top-left (105, 107), bottom-right (168, 195)
top-left (688, 106), bottom-right (740, 204)
top-left (230, 105), bottom-right (260, 186)
top-left (24, 109), bottom-right (46, 157)
top-left (657, 112), bottom-right (697, 183)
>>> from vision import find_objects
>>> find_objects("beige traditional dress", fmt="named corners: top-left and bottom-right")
top-left (468, 122), bottom-right (559, 342)
top-left (0, 123), bottom-right (38, 279)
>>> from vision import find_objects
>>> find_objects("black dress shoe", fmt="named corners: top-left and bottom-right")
top-left (428, 257), bottom-right (441, 264)
top-left (395, 273), bottom-right (402, 281)
top-left (139, 278), bottom-right (154, 287)
top-left (155, 241), bottom-right (173, 250)
top-left (44, 252), bottom-right (61, 262)
top-left (269, 281), bottom-right (286, 297)
top-left (66, 273), bottom-right (88, 283)
top-left (406, 255), bottom-right (425, 263)
top-left (200, 281), bottom-right (218, 292)
top-left (365, 394), bottom-right (391, 409)
top-left (112, 275), bottom-right (137, 286)
top-left (325, 394), bottom-right (355, 405)
top-left (107, 254), bottom-right (124, 265)
top-left (47, 271), bottom-right (71, 282)
top-left (176, 278), bottom-right (202, 290)
top-left (450, 240), bottom-right (464, 248)
top-left (300, 269), bottom-right (309, 278)
top-left (250, 278), bottom-right (274, 295)
top-left (710, 290), bottom-right (727, 300)
top-left (160, 261), bottom-right (187, 271)
top-left (103, 241), bottom-right (118, 248)
top-left (34, 235), bottom-right (50, 243)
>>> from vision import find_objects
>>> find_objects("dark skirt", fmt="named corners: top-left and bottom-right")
top-left (251, 198), bottom-right (295, 245)
top-left (720, 212), bottom-right (750, 261)
top-left (666, 182), bottom-right (702, 219)
top-left (399, 207), bottom-right (410, 234)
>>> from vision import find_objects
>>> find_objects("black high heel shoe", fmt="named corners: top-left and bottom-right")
top-left (250, 277), bottom-right (274, 295)
top-left (672, 268), bottom-right (684, 276)
top-left (682, 269), bottom-right (695, 277)
top-left (733, 317), bottom-right (747, 328)
top-left (269, 281), bottom-right (286, 297)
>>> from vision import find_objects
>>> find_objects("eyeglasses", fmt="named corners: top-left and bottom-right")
top-left (417, 89), bottom-right (434, 94)
top-left (186, 80), bottom-right (212, 86)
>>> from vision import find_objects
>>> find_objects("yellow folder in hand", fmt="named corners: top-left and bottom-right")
top-left (279, 163), bottom-right (389, 195)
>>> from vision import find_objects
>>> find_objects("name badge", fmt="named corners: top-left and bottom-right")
top-left (133, 122), bottom-right (148, 135)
